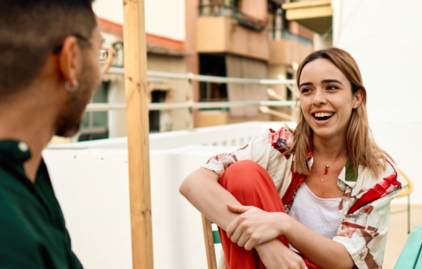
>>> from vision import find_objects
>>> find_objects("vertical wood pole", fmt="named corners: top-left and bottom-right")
top-left (122, 1), bottom-right (154, 269)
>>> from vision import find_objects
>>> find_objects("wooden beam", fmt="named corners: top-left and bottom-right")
top-left (122, 1), bottom-right (154, 269)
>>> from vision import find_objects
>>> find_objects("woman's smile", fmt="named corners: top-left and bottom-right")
top-left (312, 111), bottom-right (336, 125)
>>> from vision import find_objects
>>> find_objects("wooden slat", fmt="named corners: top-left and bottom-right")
top-left (202, 215), bottom-right (218, 269)
top-left (394, 226), bottom-right (422, 269)
top-left (122, 0), bottom-right (154, 269)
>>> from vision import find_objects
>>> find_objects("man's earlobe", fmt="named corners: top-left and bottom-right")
top-left (65, 80), bottom-right (79, 92)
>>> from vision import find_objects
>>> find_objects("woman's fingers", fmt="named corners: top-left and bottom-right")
top-left (229, 224), bottom-right (244, 244)
top-left (226, 216), bottom-right (239, 238)
top-left (244, 236), bottom-right (259, 251)
top-left (227, 203), bottom-right (251, 214)
top-left (226, 204), bottom-right (253, 238)
top-left (236, 231), bottom-right (250, 248)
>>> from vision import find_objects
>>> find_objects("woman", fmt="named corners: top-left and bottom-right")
top-left (180, 48), bottom-right (401, 269)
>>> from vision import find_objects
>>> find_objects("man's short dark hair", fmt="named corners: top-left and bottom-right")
top-left (0, 0), bottom-right (97, 95)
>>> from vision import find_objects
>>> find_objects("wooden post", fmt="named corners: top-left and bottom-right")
top-left (122, 1), bottom-right (154, 269)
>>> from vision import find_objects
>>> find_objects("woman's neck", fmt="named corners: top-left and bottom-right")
top-left (312, 133), bottom-right (348, 160)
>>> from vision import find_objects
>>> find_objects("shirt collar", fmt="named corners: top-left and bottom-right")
top-left (0, 140), bottom-right (32, 163)
top-left (338, 158), bottom-right (358, 188)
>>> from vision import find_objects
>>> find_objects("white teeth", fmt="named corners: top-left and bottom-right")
top-left (314, 112), bottom-right (334, 118)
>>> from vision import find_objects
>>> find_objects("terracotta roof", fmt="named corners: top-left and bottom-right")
top-left (97, 17), bottom-right (186, 53)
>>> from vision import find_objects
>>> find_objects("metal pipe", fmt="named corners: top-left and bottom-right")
top-left (259, 106), bottom-right (292, 120)
top-left (108, 67), bottom-right (296, 85)
top-left (86, 100), bottom-right (297, 112)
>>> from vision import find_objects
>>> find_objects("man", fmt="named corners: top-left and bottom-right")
top-left (0, 0), bottom-right (106, 267)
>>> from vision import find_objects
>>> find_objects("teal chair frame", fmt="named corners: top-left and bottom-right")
top-left (394, 226), bottom-right (422, 268)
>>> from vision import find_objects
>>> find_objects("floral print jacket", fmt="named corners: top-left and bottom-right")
top-left (202, 127), bottom-right (402, 269)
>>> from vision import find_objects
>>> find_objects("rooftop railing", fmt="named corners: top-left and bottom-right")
top-left (90, 66), bottom-right (299, 121)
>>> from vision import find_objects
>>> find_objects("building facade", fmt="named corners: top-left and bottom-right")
top-left (50, 0), bottom-right (325, 145)
top-left (189, 0), bottom-right (315, 127)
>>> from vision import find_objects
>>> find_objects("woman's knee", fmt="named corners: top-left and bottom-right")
top-left (225, 160), bottom-right (264, 176)
top-left (220, 160), bottom-right (266, 195)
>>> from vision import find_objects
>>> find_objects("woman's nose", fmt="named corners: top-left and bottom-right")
top-left (312, 88), bottom-right (327, 106)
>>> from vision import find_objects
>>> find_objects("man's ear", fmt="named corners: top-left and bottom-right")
top-left (58, 36), bottom-right (81, 87)
top-left (353, 89), bottom-right (364, 109)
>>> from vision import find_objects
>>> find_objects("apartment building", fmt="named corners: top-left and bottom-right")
top-left (185, 0), bottom-right (316, 127)
top-left (50, 0), bottom-right (331, 144)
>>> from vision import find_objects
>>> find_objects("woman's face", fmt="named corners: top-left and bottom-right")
top-left (299, 58), bottom-right (362, 140)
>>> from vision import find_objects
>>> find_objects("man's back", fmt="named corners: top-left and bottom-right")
top-left (0, 1), bottom-right (104, 266)
top-left (0, 140), bottom-right (83, 269)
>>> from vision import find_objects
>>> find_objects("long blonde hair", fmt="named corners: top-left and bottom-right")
top-left (285, 47), bottom-right (391, 178)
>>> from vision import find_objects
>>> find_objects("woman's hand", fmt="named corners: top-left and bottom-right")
top-left (256, 239), bottom-right (308, 269)
top-left (226, 203), bottom-right (284, 250)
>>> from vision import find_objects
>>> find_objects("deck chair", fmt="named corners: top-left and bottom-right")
top-left (202, 215), bottom-right (220, 269)
top-left (391, 168), bottom-right (414, 234)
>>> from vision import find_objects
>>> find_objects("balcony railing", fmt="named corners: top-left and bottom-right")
top-left (198, 4), bottom-right (266, 31)
top-left (268, 28), bottom-right (312, 46)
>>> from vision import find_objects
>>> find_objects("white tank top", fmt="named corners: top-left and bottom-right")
top-left (287, 183), bottom-right (342, 253)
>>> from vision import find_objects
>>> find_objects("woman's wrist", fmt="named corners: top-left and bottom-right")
top-left (276, 212), bottom-right (292, 236)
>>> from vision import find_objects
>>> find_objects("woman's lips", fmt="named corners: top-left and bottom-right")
top-left (312, 113), bottom-right (335, 125)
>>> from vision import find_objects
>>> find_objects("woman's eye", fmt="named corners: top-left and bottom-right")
top-left (327, 85), bottom-right (339, 90)
top-left (301, 88), bottom-right (311, 94)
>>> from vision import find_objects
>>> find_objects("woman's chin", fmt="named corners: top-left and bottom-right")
top-left (312, 127), bottom-right (337, 140)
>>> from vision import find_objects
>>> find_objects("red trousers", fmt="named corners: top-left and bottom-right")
top-left (218, 160), bottom-right (319, 269)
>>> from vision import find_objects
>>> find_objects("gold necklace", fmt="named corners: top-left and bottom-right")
top-left (313, 148), bottom-right (347, 175)
top-left (318, 172), bottom-right (341, 183)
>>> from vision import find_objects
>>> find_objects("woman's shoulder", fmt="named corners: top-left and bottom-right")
top-left (265, 126), bottom-right (294, 154)
top-left (359, 155), bottom-right (401, 191)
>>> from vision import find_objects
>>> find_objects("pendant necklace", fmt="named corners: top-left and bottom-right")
top-left (313, 148), bottom-right (347, 175)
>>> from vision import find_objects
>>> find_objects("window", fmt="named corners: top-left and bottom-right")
top-left (79, 82), bottom-right (110, 141)
top-left (199, 54), bottom-right (228, 107)
top-left (149, 90), bottom-right (167, 133)
top-left (286, 69), bottom-right (293, 100)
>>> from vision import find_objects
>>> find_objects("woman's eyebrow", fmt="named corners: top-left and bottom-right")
top-left (322, 79), bottom-right (343, 85)
top-left (299, 82), bottom-right (313, 88)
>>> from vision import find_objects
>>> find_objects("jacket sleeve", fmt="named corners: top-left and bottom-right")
top-left (201, 127), bottom-right (294, 178)
top-left (333, 160), bottom-right (402, 269)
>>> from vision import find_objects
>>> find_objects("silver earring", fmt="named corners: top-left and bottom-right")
top-left (65, 80), bottom-right (79, 92)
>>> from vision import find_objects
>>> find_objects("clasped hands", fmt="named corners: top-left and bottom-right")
top-left (226, 203), bottom-right (285, 250)
top-left (226, 203), bottom-right (307, 269)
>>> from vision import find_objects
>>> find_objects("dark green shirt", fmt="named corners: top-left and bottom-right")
top-left (0, 140), bottom-right (83, 269)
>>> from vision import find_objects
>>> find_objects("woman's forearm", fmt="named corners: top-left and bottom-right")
top-left (278, 213), bottom-right (354, 269)
top-left (179, 167), bottom-right (241, 230)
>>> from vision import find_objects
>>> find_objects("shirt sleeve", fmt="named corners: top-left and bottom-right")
top-left (201, 127), bottom-right (294, 178)
top-left (333, 160), bottom-right (402, 269)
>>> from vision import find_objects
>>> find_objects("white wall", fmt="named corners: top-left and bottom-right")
top-left (92, 0), bottom-right (185, 41)
top-left (45, 122), bottom-right (293, 268)
top-left (44, 147), bottom-right (223, 269)
top-left (332, 0), bottom-right (422, 204)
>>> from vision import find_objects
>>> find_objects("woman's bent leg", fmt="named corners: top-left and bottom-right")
top-left (218, 160), bottom-right (289, 269)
